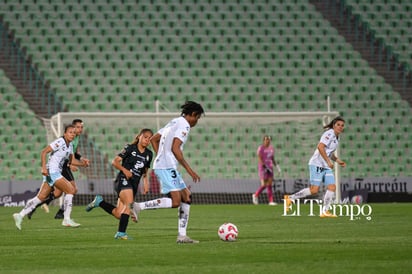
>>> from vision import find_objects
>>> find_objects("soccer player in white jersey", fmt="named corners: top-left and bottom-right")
top-left (131, 101), bottom-right (205, 243)
top-left (27, 119), bottom-right (88, 220)
top-left (13, 124), bottom-right (90, 230)
top-left (284, 117), bottom-right (346, 217)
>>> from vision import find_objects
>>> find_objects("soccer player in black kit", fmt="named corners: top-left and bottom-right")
top-left (85, 128), bottom-right (153, 240)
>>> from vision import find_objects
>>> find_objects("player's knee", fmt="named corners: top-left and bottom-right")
top-left (309, 186), bottom-right (319, 195)
top-left (327, 184), bottom-right (336, 192)
top-left (72, 184), bottom-right (78, 194)
top-left (183, 194), bottom-right (192, 205)
top-left (37, 194), bottom-right (48, 201)
top-left (66, 186), bottom-right (76, 195)
top-left (170, 194), bottom-right (182, 207)
top-left (167, 193), bottom-right (181, 208)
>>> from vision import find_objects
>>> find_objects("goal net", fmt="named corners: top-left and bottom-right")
top-left (48, 110), bottom-right (340, 206)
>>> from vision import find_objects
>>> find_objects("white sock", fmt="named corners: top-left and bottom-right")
top-left (178, 203), bottom-right (190, 237)
top-left (323, 190), bottom-right (335, 213)
top-left (63, 194), bottom-right (74, 220)
top-left (290, 188), bottom-right (312, 200)
top-left (20, 196), bottom-right (42, 217)
top-left (138, 197), bottom-right (172, 210)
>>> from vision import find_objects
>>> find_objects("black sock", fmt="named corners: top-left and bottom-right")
top-left (118, 213), bottom-right (129, 233)
top-left (44, 193), bottom-right (55, 205)
top-left (99, 200), bottom-right (116, 215)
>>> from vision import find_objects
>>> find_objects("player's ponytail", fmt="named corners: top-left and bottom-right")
top-left (131, 128), bottom-right (153, 145)
top-left (323, 116), bottom-right (345, 130)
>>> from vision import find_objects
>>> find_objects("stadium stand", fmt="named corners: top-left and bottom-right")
top-left (0, 0), bottom-right (410, 180)
top-left (344, 0), bottom-right (412, 68)
top-left (0, 69), bottom-right (47, 180)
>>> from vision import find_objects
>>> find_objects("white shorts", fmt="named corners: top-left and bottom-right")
top-left (309, 165), bottom-right (335, 186)
top-left (43, 172), bottom-right (63, 187)
top-left (154, 169), bottom-right (187, 194)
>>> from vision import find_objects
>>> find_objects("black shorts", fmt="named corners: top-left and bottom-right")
top-left (114, 174), bottom-right (139, 197)
top-left (62, 165), bottom-right (74, 181)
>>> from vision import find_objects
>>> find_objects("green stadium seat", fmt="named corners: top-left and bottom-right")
top-left (0, 0), bottom-right (410, 180)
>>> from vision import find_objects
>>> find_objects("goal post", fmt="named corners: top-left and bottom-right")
top-left (48, 110), bottom-right (341, 205)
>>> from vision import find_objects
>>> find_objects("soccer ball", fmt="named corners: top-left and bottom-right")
top-left (351, 195), bottom-right (363, 204)
top-left (218, 223), bottom-right (239, 241)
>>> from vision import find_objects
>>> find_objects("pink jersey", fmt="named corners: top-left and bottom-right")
top-left (257, 145), bottom-right (274, 179)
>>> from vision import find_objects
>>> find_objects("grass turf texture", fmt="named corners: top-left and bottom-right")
top-left (0, 203), bottom-right (411, 274)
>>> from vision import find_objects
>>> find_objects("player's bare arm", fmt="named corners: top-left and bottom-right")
top-left (71, 155), bottom-right (90, 172)
top-left (331, 154), bottom-right (346, 167)
top-left (317, 142), bottom-right (334, 169)
top-left (142, 168), bottom-right (149, 194)
top-left (112, 155), bottom-right (132, 179)
top-left (70, 154), bottom-right (89, 167)
top-left (150, 133), bottom-right (161, 154)
top-left (172, 137), bottom-right (200, 182)
top-left (40, 145), bottom-right (53, 176)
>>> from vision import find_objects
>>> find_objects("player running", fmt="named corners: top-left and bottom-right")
top-left (85, 129), bottom-right (153, 240)
top-left (27, 119), bottom-right (88, 220)
top-left (131, 101), bottom-right (205, 244)
top-left (13, 124), bottom-right (90, 230)
top-left (284, 116), bottom-right (346, 217)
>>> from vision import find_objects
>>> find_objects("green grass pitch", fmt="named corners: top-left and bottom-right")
top-left (1, 203), bottom-right (411, 274)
